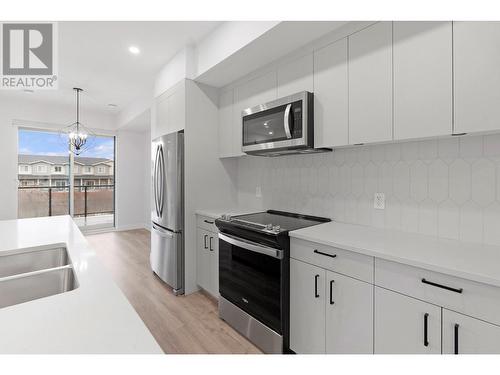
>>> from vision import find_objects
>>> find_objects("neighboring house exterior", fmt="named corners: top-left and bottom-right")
top-left (18, 155), bottom-right (114, 188)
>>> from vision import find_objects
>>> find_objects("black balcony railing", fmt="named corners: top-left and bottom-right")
top-left (18, 185), bottom-right (115, 219)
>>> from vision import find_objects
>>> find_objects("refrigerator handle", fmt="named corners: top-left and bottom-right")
top-left (152, 223), bottom-right (174, 238)
top-left (158, 144), bottom-right (165, 218)
top-left (153, 145), bottom-right (160, 217)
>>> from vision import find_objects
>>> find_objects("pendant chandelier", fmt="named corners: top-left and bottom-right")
top-left (61, 87), bottom-right (94, 155)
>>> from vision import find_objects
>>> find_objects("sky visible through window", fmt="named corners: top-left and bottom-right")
top-left (18, 129), bottom-right (114, 159)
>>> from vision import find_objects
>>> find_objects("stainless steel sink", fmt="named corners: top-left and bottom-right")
top-left (0, 245), bottom-right (70, 278)
top-left (0, 245), bottom-right (78, 309)
top-left (0, 266), bottom-right (78, 309)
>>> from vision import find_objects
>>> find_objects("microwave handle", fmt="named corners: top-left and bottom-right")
top-left (284, 103), bottom-right (292, 139)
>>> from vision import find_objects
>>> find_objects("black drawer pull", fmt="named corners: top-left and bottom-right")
top-left (314, 274), bottom-right (320, 298)
top-left (421, 278), bottom-right (463, 294)
top-left (204, 234), bottom-right (208, 249)
top-left (204, 220), bottom-right (214, 224)
top-left (329, 280), bottom-right (335, 305)
top-left (423, 313), bottom-right (429, 347)
top-left (313, 249), bottom-right (337, 259)
top-left (454, 323), bottom-right (459, 354)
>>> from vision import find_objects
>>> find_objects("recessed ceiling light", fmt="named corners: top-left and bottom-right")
top-left (128, 46), bottom-right (140, 55)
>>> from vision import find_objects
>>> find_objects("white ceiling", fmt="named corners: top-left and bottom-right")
top-left (1, 21), bottom-right (221, 114)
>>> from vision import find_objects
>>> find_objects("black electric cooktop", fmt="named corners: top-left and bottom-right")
top-left (218, 210), bottom-right (330, 235)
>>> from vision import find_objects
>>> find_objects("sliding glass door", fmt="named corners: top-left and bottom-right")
top-left (17, 127), bottom-right (115, 230)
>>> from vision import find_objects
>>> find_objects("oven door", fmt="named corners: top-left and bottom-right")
top-left (218, 232), bottom-right (283, 334)
top-left (242, 92), bottom-right (311, 154)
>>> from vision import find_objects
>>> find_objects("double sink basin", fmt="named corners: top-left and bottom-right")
top-left (0, 245), bottom-right (78, 309)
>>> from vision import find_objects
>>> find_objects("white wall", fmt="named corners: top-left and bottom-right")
top-left (194, 21), bottom-right (280, 77)
top-left (154, 47), bottom-right (196, 98)
top-left (236, 134), bottom-right (500, 246)
top-left (115, 130), bottom-right (151, 230)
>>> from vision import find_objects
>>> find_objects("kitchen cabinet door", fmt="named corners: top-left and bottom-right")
top-left (233, 71), bottom-right (277, 157)
top-left (349, 22), bottom-right (393, 145)
top-left (208, 233), bottom-right (219, 298)
top-left (443, 309), bottom-right (500, 354)
top-left (218, 89), bottom-right (234, 158)
top-left (289, 258), bottom-right (326, 354)
top-left (326, 271), bottom-right (373, 354)
top-left (154, 93), bottom-right (170, 139)
top-left (277, 53), bottom-right (314, 98)
top-left (454, 21), bottom-right (500, 134)
top-left (313, 38), bottom-right (349, 148)
top-left (374, 287), bottom-right (441, 354)
top-left (168, 87), bottom-right (186, 133)
top-left (393, 22), bottom-right (452, 140)
top-left (196, 229), bottom-right (211, 291)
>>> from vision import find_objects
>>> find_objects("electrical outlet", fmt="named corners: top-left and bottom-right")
top-left (374, 193), bottom-right (385, 210)
top-left (256, 186), bottom-right (262, 198)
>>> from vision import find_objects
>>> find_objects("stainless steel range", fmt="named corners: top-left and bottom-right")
top-left (215, 210), bottom-right (330, 353)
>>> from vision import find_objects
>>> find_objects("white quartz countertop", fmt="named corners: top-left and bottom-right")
top-left (290, 221), bottom-right (500, 288)
top-left (0, 216), bottom-right (163, 354)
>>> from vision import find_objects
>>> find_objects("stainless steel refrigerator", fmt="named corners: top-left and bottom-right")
top-left (151, 131), bottom-right (184, 295)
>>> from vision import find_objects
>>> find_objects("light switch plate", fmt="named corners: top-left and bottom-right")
top-left (256, 186), bottom-right (262, 198)
top-left (374, 193), bottom-right (385, 209)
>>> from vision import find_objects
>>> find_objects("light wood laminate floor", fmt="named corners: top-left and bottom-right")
top-left (86, 229), bottom-right (261, 354)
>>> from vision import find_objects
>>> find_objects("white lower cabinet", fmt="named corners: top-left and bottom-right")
top-left (442, 309), bottom-right (500, 354)
top-left (196, 226), bottom-right (219, 298)
top-left (374, 287), bottom-right (441, 354)
top-left (290, 259), bottom-right (326, 354)
top-left (326, 271), bottom-right (373, 354)
top-left (289, 258), bottom-right (373, 354)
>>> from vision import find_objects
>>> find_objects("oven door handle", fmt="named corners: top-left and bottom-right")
top-left (218, 233), bottom-right (284, 260)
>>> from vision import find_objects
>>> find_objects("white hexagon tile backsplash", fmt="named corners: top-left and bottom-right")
top-left (236, 133), bottom-right (500, 246)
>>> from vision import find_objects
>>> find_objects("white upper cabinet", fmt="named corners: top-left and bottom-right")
top-left (348, 22), bottom-right (393, 145)
top-left (454, 22), bottom-right (500, 134)
top-left (233, 71), bottom-right (277, 156)
top-left (218, 89), bottom-right (234, 158)
top-left (313, 38), bottom-right (349, 148)
top-left (154, 81), bottom-right (185, 139)
top-left (277, 53), bottom-right (314, 97)
top-left (167, 87), bottom-right (186, 133)
top-left (393, 22), bottom-right (453, 140)
top-left (154, 93), bottom-right (170, 139)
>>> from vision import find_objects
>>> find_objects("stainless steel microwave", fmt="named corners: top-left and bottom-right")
top-left (241, 91), bottom-right (330, 156)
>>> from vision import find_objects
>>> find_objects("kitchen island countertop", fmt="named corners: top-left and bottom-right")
top-left (0, 215), bottom-right (163, 354)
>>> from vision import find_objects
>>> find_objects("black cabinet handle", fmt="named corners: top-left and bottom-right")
top-left (209, 236), bottom-right (214, 251)
top-left (454, 324), bottom-right (459, 355)
top-left (204, 234), bottom-right (208, 249)
top-left (313, 249), bottom-right (337, 259)
top-left (204, 220), bottom-right (214, 224)
top-left (314, 274), bottom-right (320, 298)
top-left (421, 278), bottom-right (463, 294)
top-left (329, 280), bottom-right (335, 305)
top-left (423, 313), bottom-right (429, 347)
